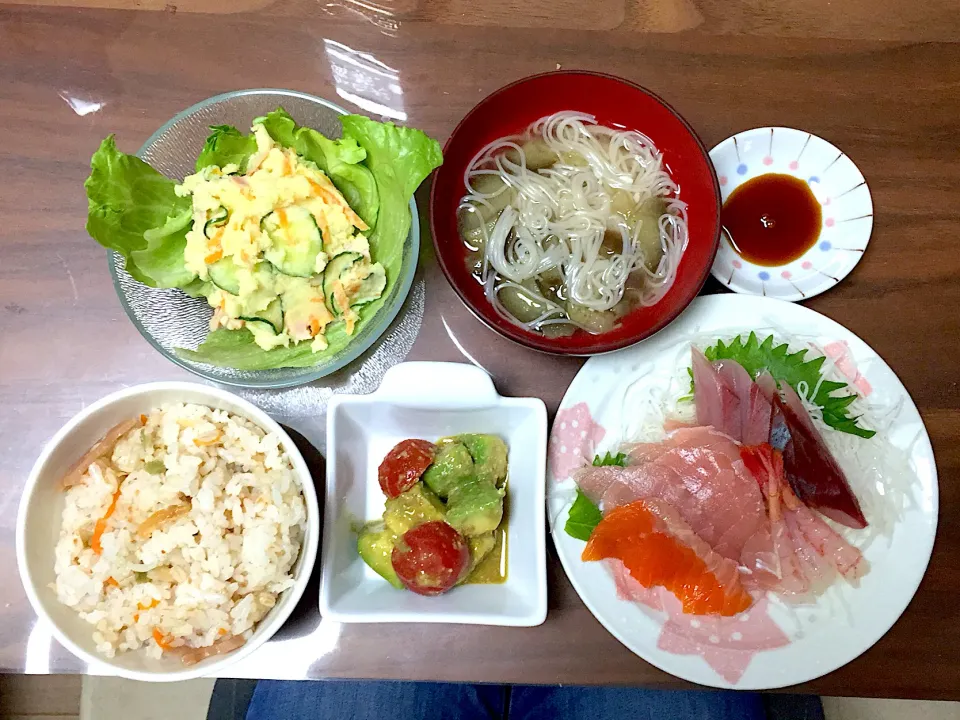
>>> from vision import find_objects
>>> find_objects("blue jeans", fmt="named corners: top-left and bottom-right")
top-left (241, 680), bottom-right (787, 720)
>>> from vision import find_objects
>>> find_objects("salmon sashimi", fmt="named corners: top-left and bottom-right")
top-left (583, 500), bottom-right (753, 616)
top-left (576, 427), bottom-right (766, 562)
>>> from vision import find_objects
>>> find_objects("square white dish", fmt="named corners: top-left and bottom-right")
top-left (319, 361), bottom-right (547, 626)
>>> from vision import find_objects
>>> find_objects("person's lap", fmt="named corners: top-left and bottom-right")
top-left (240, 679), bottom-right (772, 720)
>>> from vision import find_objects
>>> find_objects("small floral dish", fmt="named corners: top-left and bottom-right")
top-left (709, 127), bottom-right (873, 301)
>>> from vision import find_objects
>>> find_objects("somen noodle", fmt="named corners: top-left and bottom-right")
top-left (458, 112), bottom-right (689, 337)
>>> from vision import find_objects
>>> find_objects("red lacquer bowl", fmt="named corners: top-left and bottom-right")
top-left (429, 71), bottom-right (721, 355)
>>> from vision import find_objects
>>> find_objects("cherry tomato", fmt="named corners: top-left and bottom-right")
top-left (391, 521), bottom-right (470, 596)
top-left (378, 439), bottom-right (437, 498)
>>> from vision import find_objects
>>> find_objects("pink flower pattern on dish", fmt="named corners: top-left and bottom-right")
top-left (608, 561), bottom-right (790, 683)
top-left (549, 402), bottom-right (605, 482)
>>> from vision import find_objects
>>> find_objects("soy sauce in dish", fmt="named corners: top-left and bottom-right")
top-left (721, 173), bottom-right (822, 266)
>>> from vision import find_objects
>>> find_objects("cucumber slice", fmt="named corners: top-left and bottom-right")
top-left (204, 206), bottom-right (229, 239)
top-left (239, 298), bottom-right (283, 334)
top-left (261, 207), bottom-right (323, 278)
top-left (350, 263), bottom-right (387, 307)
top-left (207, 258), bottom-right (241, 295)
top-left (244, 319), bottom-right (275, 335)
top-left (322, 252), bottom-right (363, 316)
top-left (245, 319), bottom-right (290, 351)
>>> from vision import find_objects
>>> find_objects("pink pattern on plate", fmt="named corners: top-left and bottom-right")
top-left (603, 564), bottom-right (790, 683)
top-left (657, 594), bottom-right (790, 684)
top-left (823, 341), bottom-right (873, 397)
top-left (549, 402), bottom-right (605, 482)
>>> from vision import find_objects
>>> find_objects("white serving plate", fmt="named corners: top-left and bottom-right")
top-left (710, 127), bottom-right (873, 301)
top-left (16, 382), bottom-right (320, 682)
top-left (320, 362), bottom-right (548, 626)
top-left (547, 294), bottom-right (938, 689)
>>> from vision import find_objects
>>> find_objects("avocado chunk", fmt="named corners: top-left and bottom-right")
top-left (422, 442), bottom-right (474, 499)
top-left (469, 531), bottom-right (496, 567)
top-left (383, 482), bottom-right (446, 536)
top-left (456, 434), bottom-right (509, 487)
top-left (445, 476), bottom-right (505, 536)
top-left (456, 531), bottom-right (497, 586)
top-left (357, 522), bottom-right (403, 589)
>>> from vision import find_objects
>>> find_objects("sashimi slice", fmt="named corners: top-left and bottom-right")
top-left (574, 465), bottom-right (628, 506)
top-left (782, 485), bottom-right (869, 582)
top-left (772, 393), bottom-right (868, 529)
top-left (717, 358), bottom-right (764, 442)
top-left (741, 519), bottom-right (810, 597)
top-left (578, 428), bottom-right (766, 562)
top-left (692, 348), bottom-right (740, 438)
top-left (583, 500), bottom-right (752, 616)
top-left (742, 382), bottom-right (773, 446)
top-left (755, 371), bottom-right (779, 401)
top-left (737, 444), bottom-right (810, 597)
top-left (784, 511), bottom-right (839, 595)
top-left (623, 426), bottom-right (740, 466)
top-left (741, 443), bottom-right (864, 594)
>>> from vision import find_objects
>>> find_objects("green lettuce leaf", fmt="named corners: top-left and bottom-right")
top-left (85, 136), bottom-right (192, 287)
top-left (257, 109), bottom-right (379, 229)
top-left (129, 209), bottom-right (196, 288)
top-left (703, 332), bottom-right (875, 439)
top-left (563, 452), bottom-right (626, 540)
top-left (195, 124), bottom-right (257, 172)
top-left (179, 112), bottom-right (442, 370)
top-left (340, 114), bottom-right (442, 266)
top-left (177, 305), bottom-right (375, 370)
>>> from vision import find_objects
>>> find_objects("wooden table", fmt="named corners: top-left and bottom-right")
top-left (2, 0), bottom-right (959, 699)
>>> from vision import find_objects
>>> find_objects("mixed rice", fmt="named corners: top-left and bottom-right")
top-left (53, 403), bottom-right (306, 663)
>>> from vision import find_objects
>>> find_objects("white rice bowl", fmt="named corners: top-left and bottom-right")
top-left (17, 383), bottom-right (319, 682)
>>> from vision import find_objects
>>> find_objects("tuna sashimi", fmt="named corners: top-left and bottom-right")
top-left (772, 393), bottom-right (868, 529)
top-left (623, 426), bottom-right (740, 466)
top-left (583, 499), bottom-right (753, 616)
top-left (576, 428), bottom-right (766, 562)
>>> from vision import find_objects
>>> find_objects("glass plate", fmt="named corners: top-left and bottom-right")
top-left (108, 88), bottom-right (420, 388)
